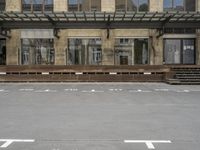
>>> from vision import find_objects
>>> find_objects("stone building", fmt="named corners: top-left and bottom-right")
top-left (0, 0), bottom-right (200, 67)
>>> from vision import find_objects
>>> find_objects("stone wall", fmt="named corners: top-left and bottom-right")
top-left (149, 29), bottom-right (163, 65)
top-left (198, 0), bottom-right (200, 11)
top-left (6, 0), bottom-right (21, 12)
top-left (197, 30), bottom-right (200, 65)
top-left (54, 0), bottom-right (68, 12)
top-left (149, 0), bottom-right (163, 12)
top-left (6, 30), bottom-right (21, 65)
top-left (101, 0), bottom-right (115, 12)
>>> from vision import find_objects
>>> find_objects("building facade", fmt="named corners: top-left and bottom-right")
top-left (0, 0), bottom-right (200, 67)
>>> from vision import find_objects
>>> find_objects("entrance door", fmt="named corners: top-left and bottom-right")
top-left (0, 39), bottom-right (6, 65)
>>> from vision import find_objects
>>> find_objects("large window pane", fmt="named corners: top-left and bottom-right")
top-left (0, 0), bottom-right (5, 11)
top-left (33, 0), bottom-right (43, 12)
top-left (183, 39), bottom-right (195, 64)
top-left (22, 0), bottom-right (32, 12)
top-left (21, 39), bottom-right (54, 65)
top-left (91, 0), bottom-right (101, 11)
top-left (173, 0), bottom-right (184, 11)
top-left (134, 39), bottom-right (148, 64)
top-left (68, 0), bottom-right (79, 11)
top-left (127, 0), bottom-right (137, 11)
top-left (114, 38), bottom-right (149, 65)
top-left (68, 38), bottom-right (102, 65)
top-left (164, 39), bottom-right (181, 64)
top-left (45, 0), bottom-right (53, 12)
top-left (82, 0), bottom-right (90, 11)
top-left (116, 0), bottom-right (126, 12)
top-left (138, 0), bottom-right (149, 11)
top-left (0, 40), bottom-right (6, 65)
top-left (185, 0), bottom-right (195, 11)
top-left (164, 0), bottom-right (173, 11)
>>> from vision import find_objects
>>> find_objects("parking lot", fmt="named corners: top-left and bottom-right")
top-left (0, 83), bottom-right (200, 150)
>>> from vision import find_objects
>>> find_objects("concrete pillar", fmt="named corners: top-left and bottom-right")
top-left (196, 30), bottom-right (200, 65)
top-left (198, 0), bottom-right (200, 11)
top-left (149, 29), bottom-right (163, 65)
top-left (149, 0), bottom-right (163, 12)
top-left (101, 29), bottom-right (115, 65)
top-left (6, 30), bottom-right (21, 65)
top-left (54, 0), bottom-right (68, 12)
top-left (101, 0), bottom-right (115, 12)
top-left (6, 0), bottom-right (21, 12)
top-left (54, 30), bottom-right (67, 65)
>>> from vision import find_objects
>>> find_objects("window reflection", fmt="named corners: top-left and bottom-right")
top-left (68, 0), bottom-right (101, 11)
top-left (68, 38), bottom-right (102, 65)
top-left (22, 0), bottom-right (53, 12)
top-left (114, 38), bottom-right (148, 65)
top-left (164, 39), bottom-right (195, 64)
top-left (0, 0), bottom-right (6, 11)
top-left (163, 0), bottom-right (195, 11)
top-left (116, 0), bottom-right (149, 12)
top-left (21, 39), bottom-right (54, 65)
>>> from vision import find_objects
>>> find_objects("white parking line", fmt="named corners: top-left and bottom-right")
top-left (124, 140), bottom-right (172, 149)
top-left (19, 89), bottom-right (34, 92)
top-left (64, 89), bottom-right (78, 92)
top-left (81, 89), bottom-right (104, 93)
top-left (175, 90), bottom-right (190, 93)
top-left (0, 89), bottom-right (8, 92)
top-left (129, 89), bottom-right (152, 93)
top-left (35, 89), bottom-right (57, 93)
top-left (154, 89), bottom-right (169, 92)
top-left (0, 139), bottom-right (35, 148)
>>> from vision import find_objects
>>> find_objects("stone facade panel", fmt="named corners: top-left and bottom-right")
top-left (6, 0), bottom-right (21, 12)
top-left (101, 0), bottom-right (115, 12)
top-left (54, 0), bottom-right (68, 12)
top-left (149, 0), bottom-right (163, 12)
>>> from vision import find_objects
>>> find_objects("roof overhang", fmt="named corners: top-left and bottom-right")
top-left (0, 11), bottom-right (200, 29)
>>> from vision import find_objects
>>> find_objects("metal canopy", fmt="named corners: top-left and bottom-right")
top-left (0, 11), bottom-right (200, 29)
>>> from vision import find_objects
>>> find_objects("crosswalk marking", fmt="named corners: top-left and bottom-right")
top-left (0, 139), bottom-right (35, 148)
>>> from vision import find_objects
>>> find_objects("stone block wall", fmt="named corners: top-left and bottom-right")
top-left (149, 0), bottom-right (163, 12)
top-left (54, 0), bottom-right (68, 12)
top-left (6, 30), bottom-right (21, 65)
top-left (6, 0), bottom-right (21, 12)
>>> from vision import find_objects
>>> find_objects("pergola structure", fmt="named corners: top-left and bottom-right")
top-left (0, 11), bottom-right (200, 38)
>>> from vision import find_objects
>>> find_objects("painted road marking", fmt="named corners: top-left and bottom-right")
top-left (175, 90), bottom-right (190, 93)
top-left (0, 139), bottom-right (35, 148)
top-left (82, 89), bottom-right (104, 93)
top-left (35, 89), bottom-right (57, 93)
top-left (109, 89), bottom-right (123, 92)
top-left (64, 89), bottom-right (78, 92)
top-left (154, 89), bottom-right (169, 92)
top-left (19, 89), bottom-right (34, 92)
top-left (129, 89), bottom-right (152, 93)
top-left (124, 140), bottom-right (172, 149)
top-left (0, 89), bottom-right (8, 92)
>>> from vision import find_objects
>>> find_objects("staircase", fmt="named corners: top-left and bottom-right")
top-left (167, 66), bottom-right (200, 85)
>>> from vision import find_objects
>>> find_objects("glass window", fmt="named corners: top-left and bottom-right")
top-left (185, 0), bottom-right (195, 11)
top-left (164, 39), bottom-right (195, 64)
top-left (21, 39), bottom-right (54, 65)
top-left (91, 0), bottom-right (101, 11)
top-left (45, 0), bottom-right (53, 12)
top-left (0, 39), bottom-right (6, 65)
top-left (183, 39), bottom-right (195, 64)
top-left (116, 0), bottom-right (126, 12)
top-left (0, 0), bottom-right (5, 11)
top-left (114, 38), bottom-right (148, 65)
top-left (164, 0), bottom-right (195, 11)
top-left (116, 0), bottom-right (149, 12)
top-left (33, 0), bottom-right (43, 12)
top-left (22, 0), bottom-right (53, 12)
top-left (68, 0), bottom-right (79, 11)
top-left (68, 38), bottom-right (102, 65)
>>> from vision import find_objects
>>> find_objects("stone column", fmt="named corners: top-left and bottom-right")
top-left (197, 30), bottom-right (200, 65)
top-left (6, 30), bottom-right (21, 65)
top-left (149, 29), bottom-right (163, 65)
top-left (101, 0), bottom-right (115, 12)
top-left (6, 0), bottom-right (21, 12)
top-left (101, 30), bottom-right (115, 65)
top-left (198, 0), bottom-right (200, 11)
top-left (54, 30), bottom-right (67, 65)
top-left (54, 0), bottom-right (68, 12)
top-left (149, 0), bottom-right (163, 12)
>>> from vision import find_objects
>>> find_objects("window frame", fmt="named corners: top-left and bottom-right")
top-left (163, 0), bottom-right (196, 12)
top-left (0, 0), bottom-right (6, 11)
top-left (68, 0), bottom-right (101, 12)
top-left (22, 0), bottom-right (54, 13)
top-left (115, 0), bottom-right (149, 12)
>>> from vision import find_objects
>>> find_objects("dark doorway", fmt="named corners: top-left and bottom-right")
top-left (0, 39), bottom-right (6, 65)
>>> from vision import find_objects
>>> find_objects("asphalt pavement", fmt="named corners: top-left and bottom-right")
top-left (0, 83), bottom-right (200, 150)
